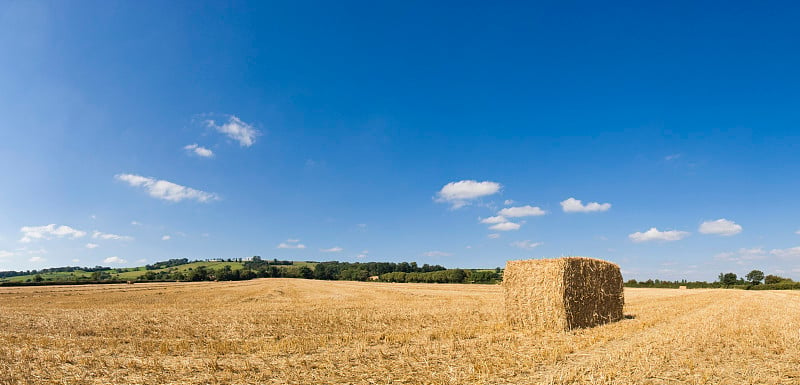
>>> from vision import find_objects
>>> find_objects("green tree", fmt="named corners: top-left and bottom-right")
top-left (33, 274), bottom-right (43, 282)
top-left (764, 274), bottom-right (790, 284)
top-left (721, 272), bottom-right (738, 286)
top-left (745, 270), bottom-right (764, 285)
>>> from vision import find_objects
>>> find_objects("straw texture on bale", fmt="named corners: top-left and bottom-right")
top-left (503, 257), bottom-right (624, 331)
top-left (679, 286), bottom-right (687, 290)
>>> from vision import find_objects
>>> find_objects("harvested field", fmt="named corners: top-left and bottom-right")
top-left (1, 279), bottom-right (799, 384)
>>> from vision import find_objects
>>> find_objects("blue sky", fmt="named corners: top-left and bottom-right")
top-left (2, 1), bottom-right (800, 280)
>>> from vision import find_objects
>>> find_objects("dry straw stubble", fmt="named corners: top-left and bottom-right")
top-left (504, 257), bottom-right (624, 331)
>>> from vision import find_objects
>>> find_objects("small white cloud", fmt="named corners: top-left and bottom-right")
top-left (560, 197), bottom-right (611, 213)
top-left (161, 235), bottom-right (171, 241)
top-left (436, 180), bottom-right (502, 209)
top-left (0, 250), bottom-right (13, 258)
top-left (136, 259), bottom-right (147, 263)
top-left (629, 227), bottom-right (690, 242)
top-left (503, 199), bottom-right (514, 205)
top-left (116, 174), bottom-right (219, 203)
top-left (85, 243), bottom-right (99, 249)
top-left (29, 256), bottom-right (44, 262)
top-left (277, 239), bottom-right (306, 249)
top-left (794, 229), bottom-right (800, 235)
top-left (490, 222), bottom-right (521, 231)
top-left (510, 240), bottom-right (543, 250)
top-left (19, 224), bottom-right (87, 243)
top-left (466, 245), bottom-right (472, 249)
top-left (355, 254), bottom-right (368, 259)
top-left (488, 233), bottom-right (501, 239)
top-left (93, 231), bottom-right (133, 241)
top-left (361, 250), bottom-right (369, 254)
top-left (480, 215), bottom-right (508, 224)
top-left (131, 221), bottom-right (141, 226)
top-left (320, 247), bottom-right (343, 252)
top-left (665, 153), bottom-right (682, 161)
top-left (71, 258), bottom-right (80, 263)
top-left (103, 256), bottom-right (127, 264)
top-left (699, 219), bottom-right (742, 236)
top-left (423, 251), bottom-right (452, 257)
top-left (205, 115), bottom-right (260, 147)
top-left (357, 223), bottom-right (367, 229)
top-left (184, 143), bottom-right (214, 158)
top-left (498, 205), bottom-right (546, 218)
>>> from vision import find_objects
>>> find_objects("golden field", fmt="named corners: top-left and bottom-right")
top-left (1, 279), bottom-right (799, 384)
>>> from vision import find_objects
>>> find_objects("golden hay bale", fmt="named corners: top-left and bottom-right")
top-left (503, 257), bottom-right (624, 331)
top-left (679, 285), bottom-right (687, 290)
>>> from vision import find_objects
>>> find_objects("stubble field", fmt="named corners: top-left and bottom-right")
top-left (1, 279), bottom-right (799, 384)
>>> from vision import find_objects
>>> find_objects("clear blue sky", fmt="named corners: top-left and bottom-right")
top-left (2, 0), bottom-right (800, 281)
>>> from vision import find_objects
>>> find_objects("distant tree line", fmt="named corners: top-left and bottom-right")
top-left (625, 269), bottom-right (797, 290)
top-left (0, 265), bottom-right (112, 279)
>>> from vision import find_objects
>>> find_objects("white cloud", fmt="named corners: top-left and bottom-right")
top-left (490, 222), bottom-right (521, 231)
top-left (498, 205), bottom-right (546, 218)
top-left (716, 248), bottom-right (769, 262)
top-left (131, 221), bottom-right (141, 226)
top-left (560, 197), bottom-right (611, 213)
top-left (510, 240), bottom-right (543, 250)
top-left (665, 153), bottom-right (682, 161)
top-left (698, 219), bottom-right (742, 236)
top-left (85, 243), bottom-right (99, 249)
top-left (205, 115), bottom-right (259, 147)
top-left (103, 256), bottom-right (127, 264)
top-left (504, 199), bottom-right (514, 205)
top-left (423, 251), bottom-right (452, 257)
top-left (71, 259), bottom-right (80, 263)
top-left (795, 229), bottom-right (800, 235)
top-left (116, 174), bottom-right (219, 203)
top-left (629, 227), bottom-right (690, 242)
top-left (161, 235), bottom-right (171, 241)
top-left (19, 224), bottom-right (86, 243)
top-left (771, 247), bottom-right (800, 259)
top-left (480, 215), bottom-right (508, 224)
top-left (136, 259), bottom-right (147, 264)
top-left (277, 239), bottom-right (306, 249)
top-left (184, 143), bottom-right (214, 158)
top-left (320, 247), bottom-right (343, 252)
top-left (92, 231), bottom-right (133, 241)
top-left (488, 233), bottom-right (501, 239)
top-left (436, 180), bottom-right (501, 209)
top-left (29, 256), bottom-right (44, 262)
top-left (355, 254), bottom-right (368, 259)
top-left (0, 250), bottom-right (13, 258)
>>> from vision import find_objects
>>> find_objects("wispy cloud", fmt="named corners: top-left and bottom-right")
top-left (510, 240), bottom-right (543, 250)
top-left (19, 224), bottom-right (86, 243)
top-left (423, 251), bottom-right (452, 257)
top-left (115, 174), bottom-right (219, 203)
top-left (480, 215), bottom-right (508, 224)
top-left (489, 222), bottom-right (521, 231)
top-left (277, 239), bottom-right (306, 249)
top-left (0, 250), bottom-right (13, 258)
top-left (184, 143), bottom-right (214, 158)
top-left (103, 256), bottom-right (127, 264)
top-left (205, 115), bottom-right (260, 147)
top-left (161, 235), bottom-right (171, 241)
top-left (92, 231), bottom-right (133, 241)
top-left (665, 153), bottom-right (682, 161)
top-left (488, 233), bottom-right (501, 239)
top-left (699, 219), bottom-right (742, 236)
top-left (436, 180), bottom-right (501, 209)
top-left (85, 243), bottom-right (99, 249)
top-left (320, 247), bottom-right (343, 252)
top-left (629, 227), bottom-right (690, 242)
top-left (560, 197), bottom-right (611, 213)
top-left (497, 205), bottom-right (546, 218)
